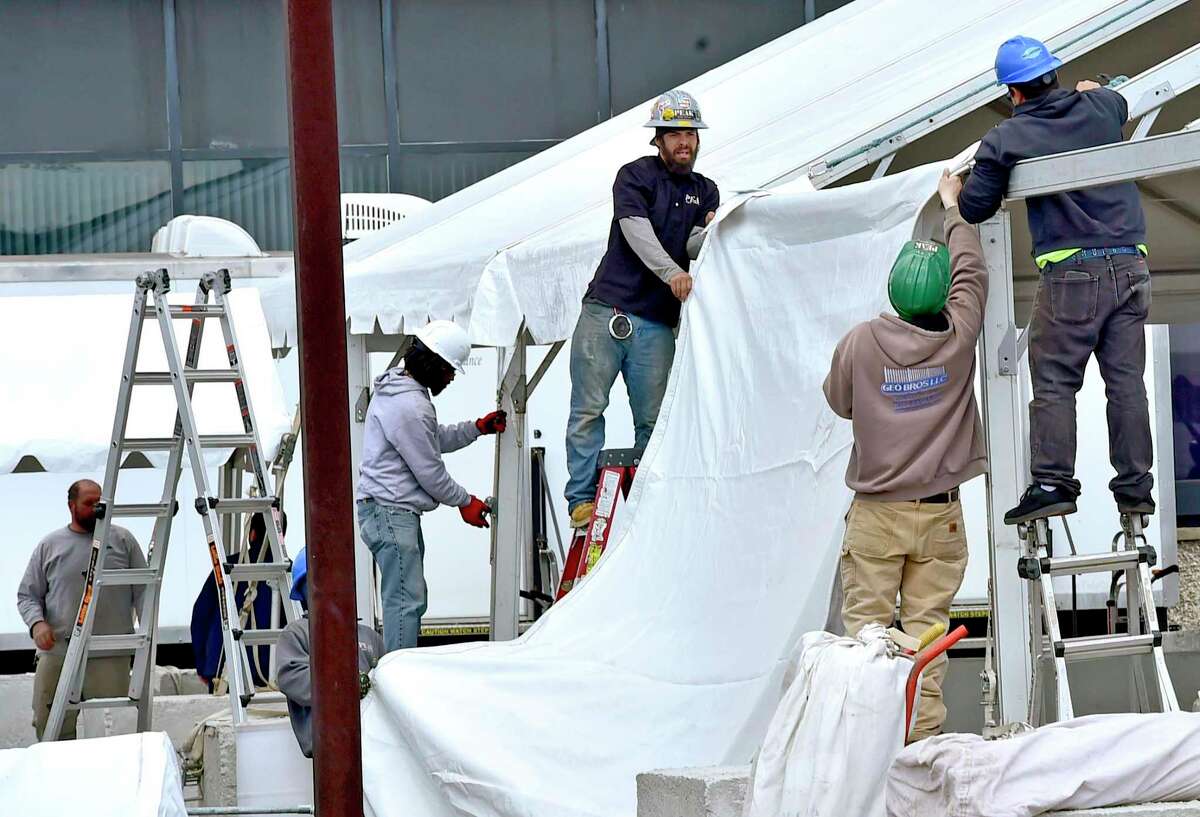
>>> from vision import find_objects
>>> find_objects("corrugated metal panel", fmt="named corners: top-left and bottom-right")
top-left (0, 161), bottom-right (171, 254)
top-left (397, 151), bottom-right (536, 202)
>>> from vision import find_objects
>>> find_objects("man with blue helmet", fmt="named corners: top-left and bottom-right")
top-left (275, 548), bottom-right (385, 758)
top-left (959, 35), bottom-right (1153, 525)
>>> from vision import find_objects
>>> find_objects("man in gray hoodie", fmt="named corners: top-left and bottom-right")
top-left (823, 170), bottom-right (988, 740)
top-left (356, 320), bottom-right (504, 652)
top-left (17, 478), bottom-right (146, 740)
top-left (276, 548), bottom-right (384, 758)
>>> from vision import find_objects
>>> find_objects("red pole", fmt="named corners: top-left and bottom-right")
top-left (283, 2), bottom-right (363, 814)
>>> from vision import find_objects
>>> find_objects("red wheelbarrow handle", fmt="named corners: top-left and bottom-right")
top-left (904, 625), bottom-right (969, 739)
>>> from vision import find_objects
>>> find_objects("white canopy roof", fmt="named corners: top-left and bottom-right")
top-left (1, 288), bottom-right (291, 474)
top-left (260, 0), bottom-right (1190, 349)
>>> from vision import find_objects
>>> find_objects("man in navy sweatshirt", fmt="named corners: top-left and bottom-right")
top-left (356, 320), bottom-right (505, 651)
top-left (958, 35), bottom-right (1153, 525)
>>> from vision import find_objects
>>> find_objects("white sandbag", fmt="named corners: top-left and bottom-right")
top-left (360, 163), bottom-right (945, 817)
top-left (886, 712), bottom-right (1200, 817)
top-left (0, 731), bottom-right (187, 817)
top-left (743, 624), bottom-right (909, 817)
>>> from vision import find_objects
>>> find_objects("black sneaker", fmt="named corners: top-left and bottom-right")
top-left (1114, 493), bottom-right (1155, 516)
top-left (1004, 485), bottom-right (1077, 525)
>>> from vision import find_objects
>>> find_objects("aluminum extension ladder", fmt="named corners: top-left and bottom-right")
top-left (44, 269), bottom-right (300, 740)
top-left (1017, 511), bottom-right (1179, 723)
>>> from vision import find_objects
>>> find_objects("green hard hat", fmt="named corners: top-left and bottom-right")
top-left (888, 239), bottom-right (951, 320)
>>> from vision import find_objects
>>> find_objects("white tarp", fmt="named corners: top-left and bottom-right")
top-left (743, 625), bottom-right (910, 817)
top-left (0, 732), bottom-right (187, 817)
top-left (360, 164), bottom-right (945, 817)
top-left (886, 712), bottom-right (1200, 816)
top-left (0, 288), bottom-right (292, 474)
top-left (259, 0), bottom-right (1173, 349)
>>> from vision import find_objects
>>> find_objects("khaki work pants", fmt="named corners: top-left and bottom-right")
top-left (32, 652), bottom-right (131, 741)
top-left (840, 496), bottom-right (968, 741)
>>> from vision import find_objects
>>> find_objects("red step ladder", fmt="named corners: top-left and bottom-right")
top-left (556, 448), bottom-right (641, 599)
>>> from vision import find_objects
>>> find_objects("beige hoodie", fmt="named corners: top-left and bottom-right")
top-left (823, 207), bottom-right (988, 501)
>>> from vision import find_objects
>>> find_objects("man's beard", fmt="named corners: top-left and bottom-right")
top-left (76, 515), bottom-right (97, 533)
top-left (663, 154), bottom-right (696, 174)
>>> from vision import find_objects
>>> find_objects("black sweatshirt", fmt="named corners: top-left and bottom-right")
top-left (958, 87), bottom-right (1146, 259)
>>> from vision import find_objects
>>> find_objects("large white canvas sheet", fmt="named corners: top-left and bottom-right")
top-left (361, 165), bottom-right (945, 817)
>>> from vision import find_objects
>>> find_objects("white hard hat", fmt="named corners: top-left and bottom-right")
top-left (413, 320), bottom-right (470, 374)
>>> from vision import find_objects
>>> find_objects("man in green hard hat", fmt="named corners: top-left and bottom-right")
top-left (822, 169), bottom-right (988, 741)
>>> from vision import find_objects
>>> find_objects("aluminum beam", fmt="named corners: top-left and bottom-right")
top-left (0, 253), bottom-right (292, 283)
top-left (1007, 127), bottom-right (1200, 199)
top-left (489, 337), bottom-right (529, 641)
top-left (978, 211), bottom-right (1035, 725)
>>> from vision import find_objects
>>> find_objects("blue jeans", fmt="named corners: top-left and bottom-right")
top-left (357, 499), bottom-right (426, 652)
top-left (565, 301), bottom-right (675, 509)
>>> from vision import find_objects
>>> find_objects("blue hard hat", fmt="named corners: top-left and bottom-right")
top-left (995, 35), bottom-right (1062, 85)
top-left (290, 549), bottom-right (307, 602)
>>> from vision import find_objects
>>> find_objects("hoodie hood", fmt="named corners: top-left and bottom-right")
top-left (373, 368), bottom-right (426, 397)
top-left (868, 313), bottom-right (953, 368)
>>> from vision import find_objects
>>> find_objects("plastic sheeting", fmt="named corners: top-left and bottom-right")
top-left (886, 712), bottom-right (1200, 816)
top-left (743, 625), bottom-right (909, 817)
top-left (0, 732), bottom-right (187, 817)
top-left (259, 0), bottom-right (1166, 350)
top-left (360, 164), bottom-right (944, 817)
top-left (0, 288), bottom-right (292, 474)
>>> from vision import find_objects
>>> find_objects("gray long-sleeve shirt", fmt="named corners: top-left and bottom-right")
top-left (275, 615), bottom-right (386, 758)
top-left (355, 368), bottom-right (481, 511)
top-left (17, 525), bottom-right (146, 656)
top-left (618, 217), bottom-right (708, 285)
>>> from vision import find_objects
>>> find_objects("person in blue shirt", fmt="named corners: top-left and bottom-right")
top-left (190, 511), bottom-right (285, 690)
top-left (958, 36), bottom-right (1153, 525)
top-left (565, 89), bottom-right (720, 527)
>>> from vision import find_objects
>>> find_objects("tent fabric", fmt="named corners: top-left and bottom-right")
top-left (359, 164), bottom-right (944, 817)
top-left (0, 732), bottom-right (187, 817)
top-left (886, 712), bottom-right (1200, 817)
top-left (743, 625), bottom-right (910, 817)
top-left (0, 289), bottom-right (292, 474)
top-left (260, 0), bottom-right (1152, 350)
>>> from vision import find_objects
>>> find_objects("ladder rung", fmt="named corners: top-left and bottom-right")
top-left (1057, 633), bottom-right (1158, 661)
top-left (228, 563), bottom-right (291, 582)
top-left (110, 502), bottom-right (173, 518)
top-left (1042, 549), bottom-right (1148, 577)
top-left (133, 370), bottom-right (240, 385)
top-left (96, 568), bottom-right (160, 587)
top-left (125, 434), bottom-right (256, 451)
top-left (144, 305), bottom-right (227, 319)
top-left (87, 633), bottom-right (151, 656)
top-left (73, 697), bottom-right (137, 710)
top-left (210, 496), bottom-right (278, 514)
top-left (238, 628), bottom-right (288, 646)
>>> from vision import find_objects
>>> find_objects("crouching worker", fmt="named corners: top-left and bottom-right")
top-left (276, 549), bottom-right (385, 759)
top-left (356, 319), bottom-right (505, 652)
top-left (822, 170), bottom-right (988, 741)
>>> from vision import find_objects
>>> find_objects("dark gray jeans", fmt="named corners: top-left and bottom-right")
top-left (1027, 252), bottom-right (1153, 500)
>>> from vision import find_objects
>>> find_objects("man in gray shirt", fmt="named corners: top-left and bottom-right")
top-left (17, 479), bottom-right (147, 740)
top-left (276, 548), bottom-right (384, 758)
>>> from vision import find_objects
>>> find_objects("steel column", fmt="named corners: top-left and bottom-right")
top-left (594, 0), bottom-right (612, 122)
top-left (489, 337), bottom-right (528, 641)
top-left (283, 1), bottom-right (362, 814)
top-left (379, 0), bottom-right (403, 192)
top-left (163, 0), bottom-right (185, 218)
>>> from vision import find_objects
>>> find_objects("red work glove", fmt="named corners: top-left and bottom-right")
top-left (460, 496), bottom-right (490, 528)
top-left (475, 410), bottom-right (507, 435)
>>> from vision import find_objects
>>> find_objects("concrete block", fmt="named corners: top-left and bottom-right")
top-left (0, 673), bottom-right (36, 750)
top-left (637, 766), bottom-right (749, 817)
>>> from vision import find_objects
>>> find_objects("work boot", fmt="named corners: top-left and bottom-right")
top-left (569, 501), bottom-right (595, 529)
top-left (1115, 493), bottom-right (1155, 516)
top-left (1004, 485), bottom-right (1077, 525)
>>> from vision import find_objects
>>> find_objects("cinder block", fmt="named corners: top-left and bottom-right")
top-left (636, 766), bottom-right (749, 817)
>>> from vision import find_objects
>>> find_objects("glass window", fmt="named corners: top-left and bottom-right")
top-left (608, 1), bottom-right (808, 113)
top-left (183, 155), bottom-right (388, 250)
top-left (0, 161), bottom-right (172, 254)
top-left (391, 0), bottom-right (597, 141)
top-left (0, 1), bottom-right (166, 152)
